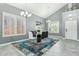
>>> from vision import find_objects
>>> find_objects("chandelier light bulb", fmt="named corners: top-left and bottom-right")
top-left (24, 14), bottom-right (26, 17)
top-left (27, 13), bottom-right (32, 17)
top-left (20, 11), bottom-right (24, 16)
top-left (25, 11), bottom-right (28, 15)
top-left (46, 20), bottom-right (51, 23)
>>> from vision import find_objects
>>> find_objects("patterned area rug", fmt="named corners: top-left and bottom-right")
top-left (12, 38), bottom-right (59, 56)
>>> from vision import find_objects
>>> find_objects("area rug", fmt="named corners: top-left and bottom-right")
top-left (12, 38), bottom-right (59, 56)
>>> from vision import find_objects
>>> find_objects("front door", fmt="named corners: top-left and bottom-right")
top-left (65, 16), bottom-right (77, 40)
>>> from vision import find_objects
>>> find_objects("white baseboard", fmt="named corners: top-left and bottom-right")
top-left (0, 39), bottom-right (27, 47)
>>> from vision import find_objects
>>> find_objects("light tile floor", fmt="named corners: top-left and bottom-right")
top-left (0, 44), bottom-right (25, 56)
top-left (43, 39), bottom-right (79, 56)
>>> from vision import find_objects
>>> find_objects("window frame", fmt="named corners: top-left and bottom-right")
top-left (2, 12), bottom-right (26, 37)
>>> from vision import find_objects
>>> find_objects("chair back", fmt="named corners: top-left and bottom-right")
top-left (28, 32), bottom-right (35, 39)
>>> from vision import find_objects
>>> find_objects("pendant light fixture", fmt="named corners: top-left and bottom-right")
top-left (20, 11), bottom-right (32, 17)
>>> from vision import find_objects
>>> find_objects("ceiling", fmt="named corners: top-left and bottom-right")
top-left (9, 3), bottom-right (67, 18)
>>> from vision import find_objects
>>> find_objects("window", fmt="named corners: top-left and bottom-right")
top-left (48, 21), bottom-right (59, 33)
top-left (2, 12), bottom-right (26, 37)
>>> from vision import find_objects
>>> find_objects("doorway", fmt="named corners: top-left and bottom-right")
top-left (65, 16), bottom-right (77, 40)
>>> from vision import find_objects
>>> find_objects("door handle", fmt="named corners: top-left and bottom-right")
top-left (66, 29), bottom-right (67, 32)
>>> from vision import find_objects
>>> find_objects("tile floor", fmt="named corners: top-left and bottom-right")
top-left (0, 44), bottom-right (25, 56)
top-left (43, 39), bottom-right (79, 56)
